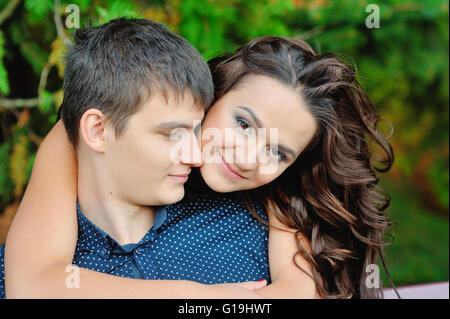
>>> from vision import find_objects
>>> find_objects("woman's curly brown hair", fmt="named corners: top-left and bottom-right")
top-left (207, 36), bottom-right (397, 299)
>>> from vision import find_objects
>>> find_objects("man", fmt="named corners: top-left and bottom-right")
top-left (1, 18), bottom-right (267, 298)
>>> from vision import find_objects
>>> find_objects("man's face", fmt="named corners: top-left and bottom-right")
top-left (102, 92), bottom-right (204, 206)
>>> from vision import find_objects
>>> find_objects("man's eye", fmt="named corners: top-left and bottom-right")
top-left (163, 130), bottom-right (181, 139)
top-left (162, 132), bottom-right (174, 138)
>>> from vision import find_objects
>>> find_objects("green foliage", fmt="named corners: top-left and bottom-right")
top-left (62, 0), bottom-right (92, 11)
top-left (95, 0), bottom-right (141, 24)
top-left (428, 154), bottom-right (450, 208)
top-left (10, 130), bottom-right (30, 197)
top-left (0, 140), bottom-right (14, 204)
top-left (179, 0), bottom-right (294, 59)
top-left (25, 0), bottom-right (53, 21)
top-left (8, 18), bottom-right (49, 74)
top-left (379, 179), bottom-right (449, 287)
top-left (39, 90), bottom-right (54, 114)
top-left (0, 31), bottom-right (9, 95)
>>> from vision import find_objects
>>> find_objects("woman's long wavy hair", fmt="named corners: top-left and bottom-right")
top-left (207, 36), bottom-right (397, 299)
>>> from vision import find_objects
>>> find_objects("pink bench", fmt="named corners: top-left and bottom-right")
top-left (383, 281), bottom-right (449, 299)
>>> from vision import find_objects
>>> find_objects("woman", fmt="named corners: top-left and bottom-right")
top-left (3, 36), bottom-right (396, 298)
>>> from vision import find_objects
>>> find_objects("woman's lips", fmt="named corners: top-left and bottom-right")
top-left (218, 153), bottom-right (246, 180)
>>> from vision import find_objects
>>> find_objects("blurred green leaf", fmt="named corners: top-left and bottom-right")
top-left (39, 90), bottom-right (54, 113)
top-left (0, 31), bottom-right (9, 95)
top-left (25, 0), bottom-right (53, 20)
top-left (0, 141), bottom-right (14, 204)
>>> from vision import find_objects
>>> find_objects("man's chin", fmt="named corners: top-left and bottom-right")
top-left (161, 186), bottom-right (185, 205)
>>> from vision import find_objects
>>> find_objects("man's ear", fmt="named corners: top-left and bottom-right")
top-left (79, 109), bottom-right (108, 153)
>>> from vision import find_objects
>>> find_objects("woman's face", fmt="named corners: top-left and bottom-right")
top-left (199, 74), bottom-right (317, 193)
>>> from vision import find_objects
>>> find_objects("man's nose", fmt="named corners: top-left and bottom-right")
top-left (179, 131), bottom-right (203, 167)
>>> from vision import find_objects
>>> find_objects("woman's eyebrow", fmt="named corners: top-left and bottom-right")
top-left (237, 105), bottom-right (263, 128)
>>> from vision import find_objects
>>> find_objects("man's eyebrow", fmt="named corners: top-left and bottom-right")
top-left (237, 105), bottom-right (263, 128)
top-left (157, 121), bottom-right (192, 129)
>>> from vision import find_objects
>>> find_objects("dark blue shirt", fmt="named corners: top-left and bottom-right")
top-left (0, 192), bottom-right (270, 298)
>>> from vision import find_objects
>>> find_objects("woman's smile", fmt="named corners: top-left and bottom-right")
top-left (217, 150), bottom-right (247, 180)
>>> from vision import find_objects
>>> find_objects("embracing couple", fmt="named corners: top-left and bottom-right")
top-left (0, 17), bottom-right (394, 299)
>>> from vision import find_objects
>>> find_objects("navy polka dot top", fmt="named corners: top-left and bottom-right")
top-left (0, 192), bottom-right (270, 298)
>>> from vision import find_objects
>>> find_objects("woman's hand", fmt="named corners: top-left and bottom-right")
top-left (208, 280), bottom-right (267, 299)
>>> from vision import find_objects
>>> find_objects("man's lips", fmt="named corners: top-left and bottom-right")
top-left (168, 170), bottom-right (191, 183)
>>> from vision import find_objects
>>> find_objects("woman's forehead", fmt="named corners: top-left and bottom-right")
top-left (229, 78), bottom-right (315, 144)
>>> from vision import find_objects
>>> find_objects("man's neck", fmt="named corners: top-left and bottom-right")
top-left (77, 161), bottom-right (155, 246)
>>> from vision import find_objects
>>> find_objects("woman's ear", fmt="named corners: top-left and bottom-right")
top-left (79, 109), bottom-right (108, 153)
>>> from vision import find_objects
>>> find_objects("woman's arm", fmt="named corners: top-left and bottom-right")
top-left (4, 120), bottom-right (79, 297)
top-left (4, 121), bottom-right (265, 298)
top-left (256, 210), bottom-right (320, 299)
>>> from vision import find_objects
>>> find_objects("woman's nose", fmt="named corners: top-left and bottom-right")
top-left (234, 142), bottom-right (259, 172)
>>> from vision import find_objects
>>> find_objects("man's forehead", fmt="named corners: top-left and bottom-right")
top-left (142, 88), bottom-right (199, 108)
top-left (138, 93), bottom-right (204, 121)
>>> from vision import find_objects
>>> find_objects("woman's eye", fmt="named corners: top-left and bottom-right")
top-left (268, 147), bottom-right (287, 162)
top-left (236, 117), bottom-right (251, 131)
